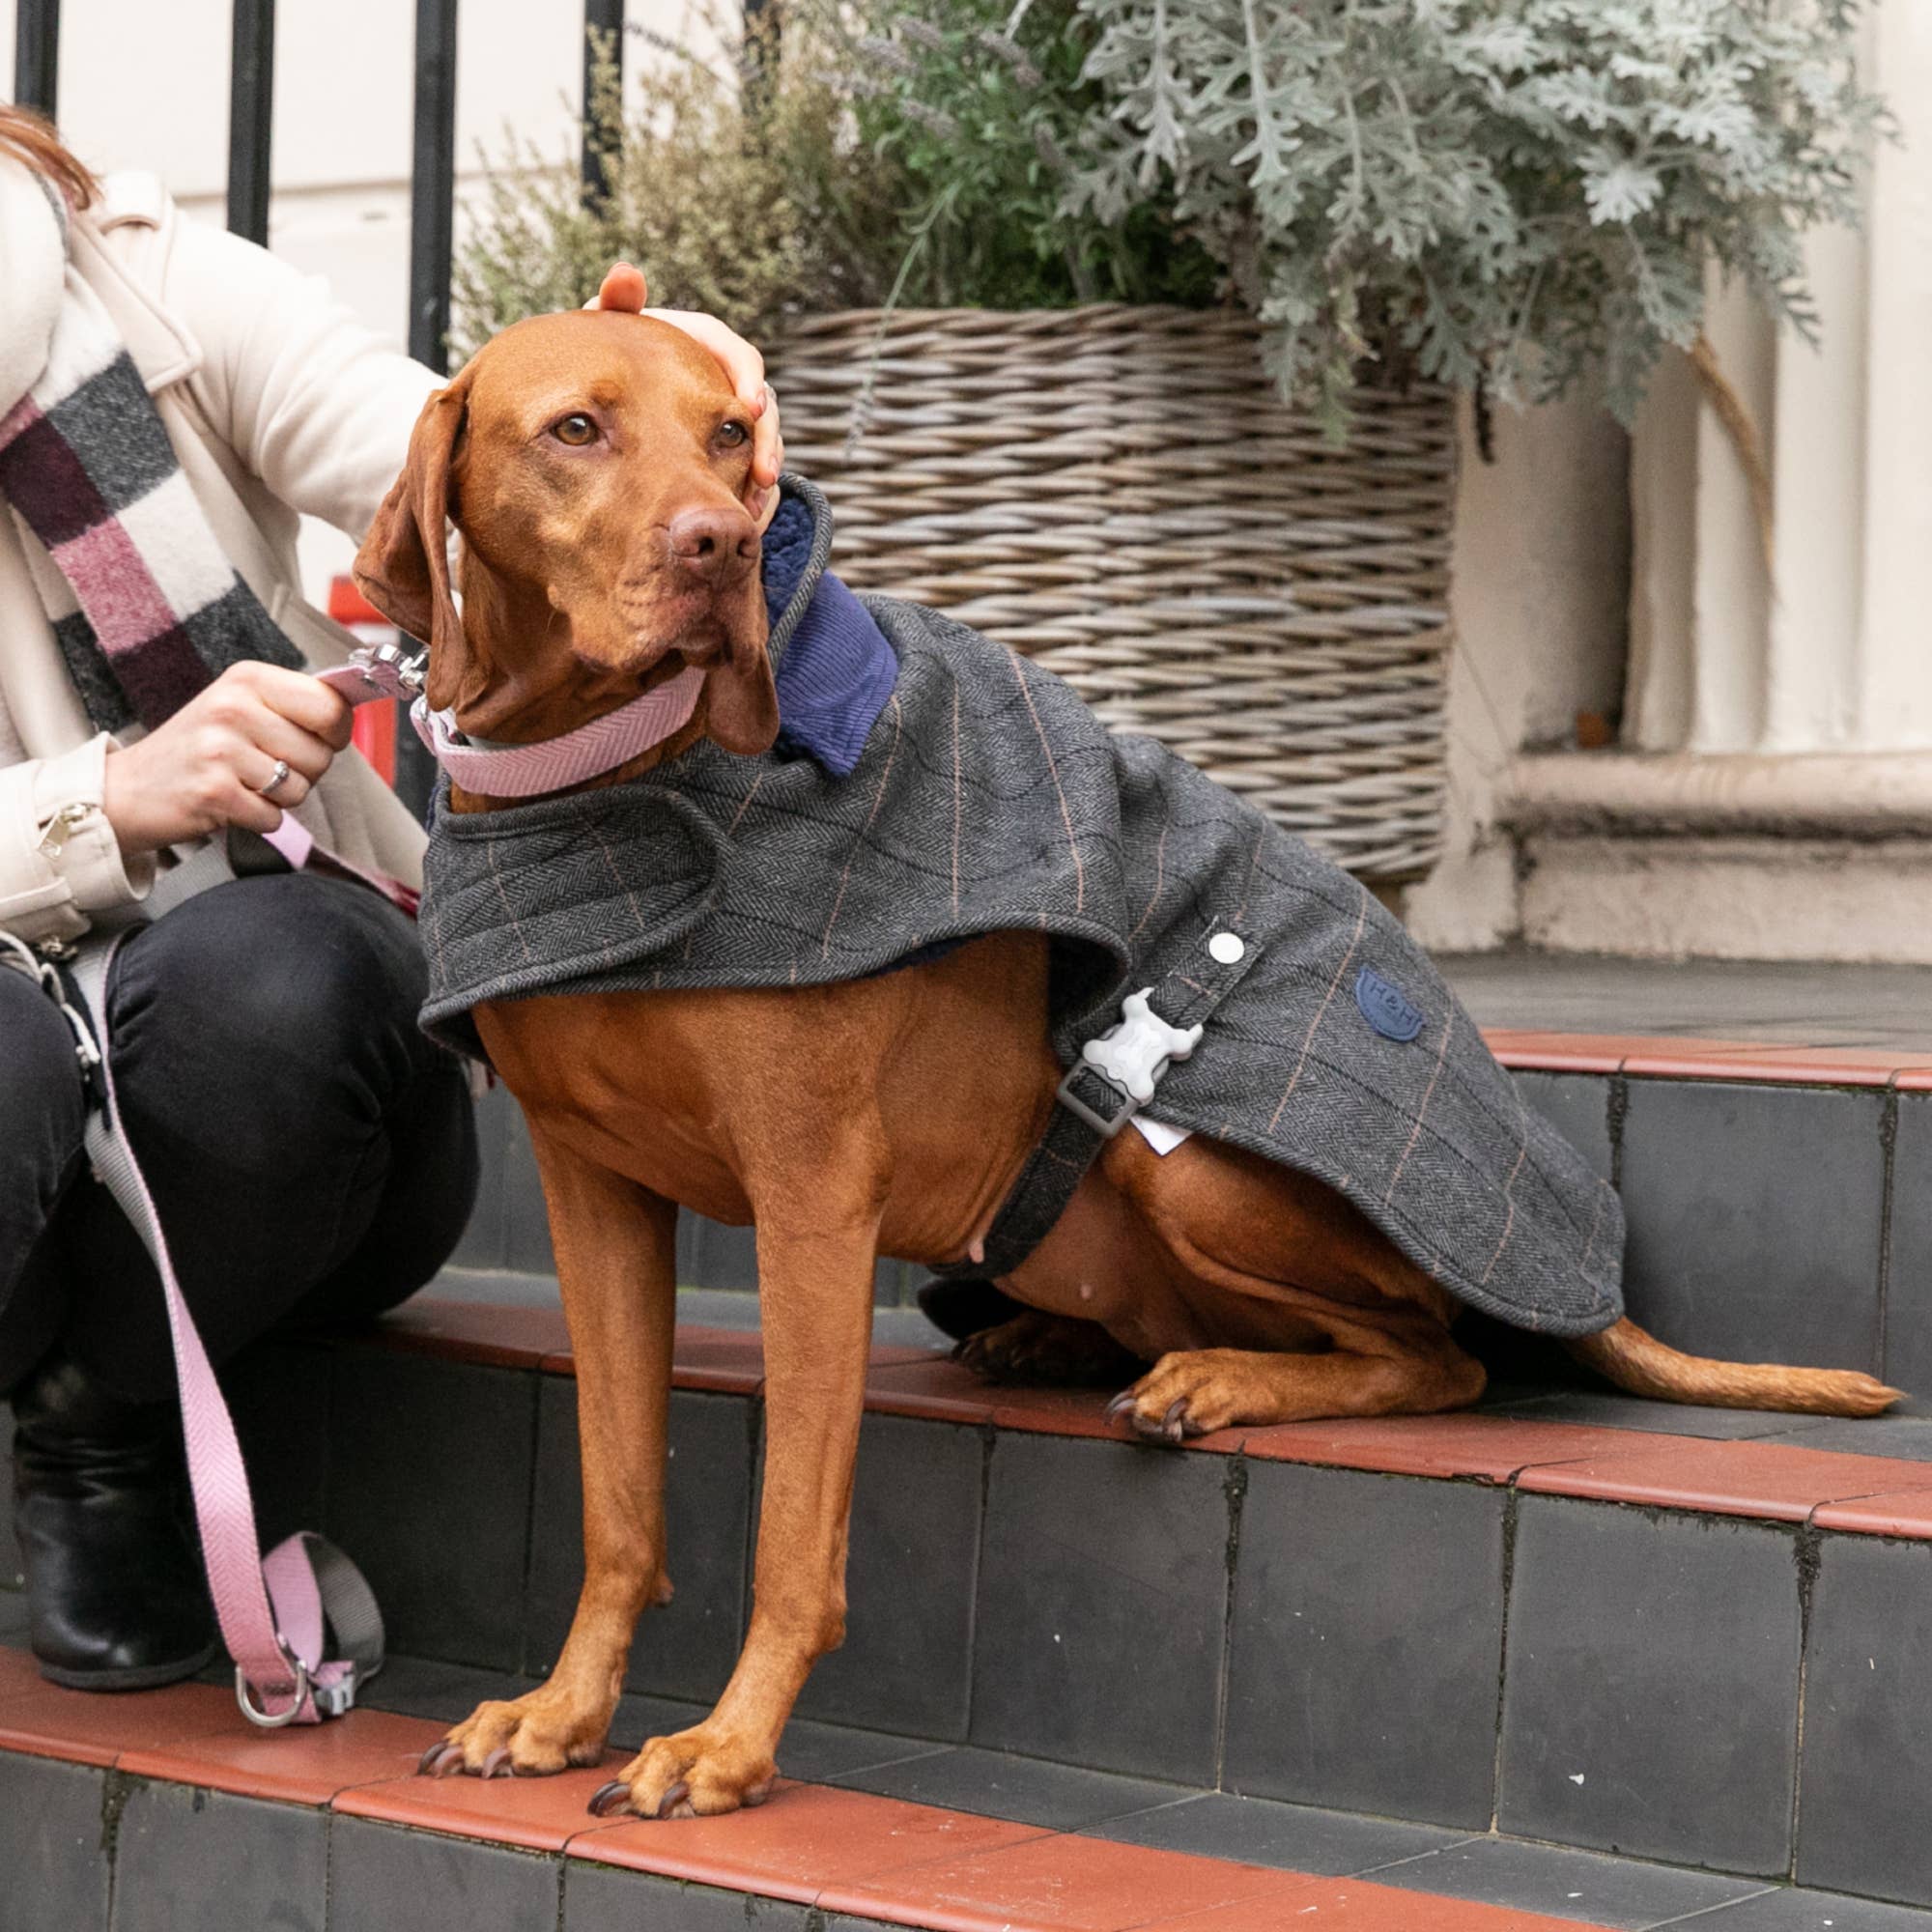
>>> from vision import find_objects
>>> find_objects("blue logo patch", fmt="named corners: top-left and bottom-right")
top-left (1355, 966), bottom-right (1424, 1043)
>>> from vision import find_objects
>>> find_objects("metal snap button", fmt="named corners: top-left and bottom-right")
top-left (1208, 931), bottom-right (1244, 964)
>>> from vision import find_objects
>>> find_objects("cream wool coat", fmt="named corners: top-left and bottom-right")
top-left (0, 160), bottom-right (437, 947)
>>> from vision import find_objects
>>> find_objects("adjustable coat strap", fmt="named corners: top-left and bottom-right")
top-left (67, 938), bottom-right (383, 1724)
top-left (931, 923), bottom-right (1264, 1283)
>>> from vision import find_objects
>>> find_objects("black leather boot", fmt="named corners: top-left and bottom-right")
top-left (11, 1352), bottom-right (216, 1690)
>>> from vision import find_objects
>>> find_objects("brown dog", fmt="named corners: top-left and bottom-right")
top-left (353, 304), bottom-right (1898, 1822)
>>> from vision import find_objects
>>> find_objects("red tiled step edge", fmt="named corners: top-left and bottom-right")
top-left (0, 1667), bottom-right (1602, 1932)
top-left (364, 1307), bottom-right (1932, 1543)
top-left (1482, 1025), bottom-right (1932, 1087)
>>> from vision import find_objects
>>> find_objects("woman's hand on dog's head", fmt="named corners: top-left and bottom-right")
top-left (589, 264), bottom-right (784, 533)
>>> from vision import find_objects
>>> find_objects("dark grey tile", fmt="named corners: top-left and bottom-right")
top-left (450, 1082), bottom-right (514, 1269)
top-left (1620, 1081), bottom-right (1886, 1372)
top-left (1224, 1463), bottom-right (1505, 1828)
top-left (328, 1816), bottom-right (558, 1931)
top-left (360, 1653), bottom-right (538, 1725)
top-left (1484, 1391), bottom-right (1829, 1441)
top-left (566, 1862), bottom-right (810, 1930)
top-left (111, 1783), bottom-right (326, 1932)
top-left (1517, 1071), bottom-right (1615, 1179)
top-left (968, 1433), bottom-right (1232, 1785)
top-left (1755, 1416), bottom-right (1932, 1461)
top-left (1366, 1835), bottom-right (1767, 1930)
top-left (1087, 1791), bottom-right (1465, 1875)
top-left (683, 1217), bottom-right (758, 1291)
top-left (794, 1415), bottom-right (981, 1738)
top-left (1797, 1534), bottom-right (1932, 1905)
top-left (224, 1338), bottom-right (332, 1550)
top-left (1498, 1495), bottom-right (1801, 1873)
top-left (1439, 954), bottom-right (1932, 1051)
top-left (0, 1411), bottom-right (20, 1588)
top-left (609, 1690), bottom-right (708, 1751)
top-left (326, 1350), bottom-right (539, 1670)
top-left (0, 1754), bottom-right (106, 1931)
top-left (832, 1745), bottom-right (1186, 1831)
top-left (1657, 1888), bottom-right (1932, 1930)
top-left (525, 1380), bottom-right (751, 1701)
top-left (1887, 1095), bottom-right (1932, 1397)
top-left (502, 1099), bottom-right (554, 1275)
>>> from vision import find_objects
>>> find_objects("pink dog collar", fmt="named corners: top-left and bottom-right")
top-left (410, 665), bottom-right (706, 799)
top-left (318, 645), bottom-right (706, 801)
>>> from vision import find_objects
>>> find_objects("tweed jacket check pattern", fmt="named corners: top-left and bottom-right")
top-left (0, 187), bottom-right (302, 734)
top-left (420, 479), bottom-right (1624, 1337)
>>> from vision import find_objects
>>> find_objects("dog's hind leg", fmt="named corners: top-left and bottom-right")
top-left (600, 1194), bottom-right (883, 1820)
top-left (1109, 1331), bottom-right (1487, 1442)
top-left (957, 1309), bottom-right (1145, 1387)
top-left (422, 1128), bottom-right (679, 1779)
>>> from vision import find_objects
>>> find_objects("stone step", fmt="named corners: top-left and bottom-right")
top-left (5, 1638), bottom-right (1929, 1931)
top-left (99, 1297), bottom-right (1932, 1914)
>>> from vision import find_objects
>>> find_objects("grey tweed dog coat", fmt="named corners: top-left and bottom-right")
top-left (420, 480), bottom-right (1623, 1337)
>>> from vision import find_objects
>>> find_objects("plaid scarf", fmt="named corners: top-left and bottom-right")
top-left (0, 185), bottom-right (302, 734)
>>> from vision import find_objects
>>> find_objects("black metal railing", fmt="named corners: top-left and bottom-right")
top-left (11, 0), bottom-right (627, 377)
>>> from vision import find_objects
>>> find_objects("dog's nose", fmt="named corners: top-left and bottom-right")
top-left (668, 508), bottom-right (759, 584)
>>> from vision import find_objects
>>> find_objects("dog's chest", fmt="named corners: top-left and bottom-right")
top-left (474, 993), bottom-right (754, 1221)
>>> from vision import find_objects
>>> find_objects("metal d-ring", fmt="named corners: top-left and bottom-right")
top-left (236, 1653), bottom-right (311, 1729)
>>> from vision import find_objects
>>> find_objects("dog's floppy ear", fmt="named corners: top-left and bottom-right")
top-left (353, 373), bottom-right (473, 711)
top-left (705, 645), bottom-right (781, 757)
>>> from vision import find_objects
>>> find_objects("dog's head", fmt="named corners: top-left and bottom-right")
top-left (353, 310), bottom-right (777, 755)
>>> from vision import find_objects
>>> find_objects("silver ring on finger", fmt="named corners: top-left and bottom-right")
top-left (256, 758), bottom-right (293, 799)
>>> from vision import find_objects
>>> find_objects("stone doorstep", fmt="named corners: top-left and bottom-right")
top-left (6, 1657), bottom-right (1930, 1932)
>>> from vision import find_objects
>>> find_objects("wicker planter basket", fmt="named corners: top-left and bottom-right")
top-left (766, 304), bottom-right (1458, 882)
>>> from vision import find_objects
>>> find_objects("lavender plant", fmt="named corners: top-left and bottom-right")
top-left (1069, 0), bottom-right (1885, 426)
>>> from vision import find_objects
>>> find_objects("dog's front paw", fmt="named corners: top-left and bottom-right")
top-left (587, 1723), bottom-right (776, 1820)
top-left (417, 1687), bottom-right (613, 1780)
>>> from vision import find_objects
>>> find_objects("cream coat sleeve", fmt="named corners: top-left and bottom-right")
top-left (165, 216), bottom-right (441, 542)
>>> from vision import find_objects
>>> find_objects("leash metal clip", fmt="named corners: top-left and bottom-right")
top-left (343, 640), bottom-right (428, 701)
top-left (1056, 989), bottom-right (1203, 1139)
top-left (235, 1646), bottom-right (311, 1729)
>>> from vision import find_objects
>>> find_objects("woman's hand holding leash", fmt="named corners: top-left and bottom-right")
top-left (101, 661), bottom-right (354, 854)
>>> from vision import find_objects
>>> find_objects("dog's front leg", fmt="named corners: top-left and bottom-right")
top-left (422, 1125), bottom-right (677, 1779)
top-left (596, 1207), bottom-right (878, 1820)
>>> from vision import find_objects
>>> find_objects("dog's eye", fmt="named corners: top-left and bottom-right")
top-left (717, 420), bottom-right (750, 448)
top-left (552, 413), bottom-right (599, 446)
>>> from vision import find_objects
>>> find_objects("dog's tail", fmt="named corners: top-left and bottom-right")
top-left (1564, 1318), bottom-right (1901, 1418)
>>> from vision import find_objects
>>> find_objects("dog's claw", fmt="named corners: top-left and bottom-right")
top-left (481, 1747), bottom-right (514, 1780)
top-left (655, 1779), bottom-right (692, 1819)
top-left (1105, 1391), bottom-right (1134, 1422)
top-left (417, 1740), bottom-right (456, 1776)
top-left (1161, 1398), bottom-right (1187, 1445)
top-left (587, 1778), bottom-right (632, 1819)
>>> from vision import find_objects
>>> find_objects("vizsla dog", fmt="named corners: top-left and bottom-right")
top-left (353, 298), bottom-right (1898, 1823)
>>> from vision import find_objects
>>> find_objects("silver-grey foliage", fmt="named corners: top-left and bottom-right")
top-left (1069, 0), bottom-right (1885, 427)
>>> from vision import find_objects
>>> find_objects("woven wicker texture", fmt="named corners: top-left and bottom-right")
top-left (767, 304), bottom-right (1458, 880)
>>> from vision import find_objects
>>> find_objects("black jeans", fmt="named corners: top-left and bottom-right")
top-left (0, 873), bottom-right (477, 1403)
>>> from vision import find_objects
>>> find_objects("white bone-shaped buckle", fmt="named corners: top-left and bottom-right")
top-left (1058, 989), bottom-right (1204, 1138)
